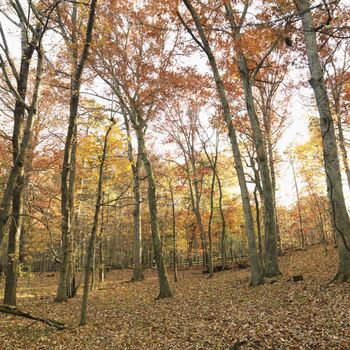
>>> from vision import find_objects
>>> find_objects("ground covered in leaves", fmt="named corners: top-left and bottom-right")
top-left (0, 245), bottom-right (349, 349)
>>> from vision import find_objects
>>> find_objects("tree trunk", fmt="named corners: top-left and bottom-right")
top-left (181, 0), bottom-right (263, 285)
top-left (237, 52), bottom-right (281, 277)
top-left (183, 149), bottom-right (209, 271)
top-left (254, 186), bottom-right (263, 267)
top-left (135, 123), bottom-right (173, 299)
top-left (80, 121), bottom-right (114, 326)
top-left (3, 174), bottom-right (24, 306)
top-left (0, 28), bottom-right (40, 247)
top-left (216, 173), bottom-right (226, 266)
top-left (124, 112), bottom-right (144, 282)
top-left (263, 106), bottom-right (283, 255)
top-left (3, 43), bottom-right (43, 306)
top-left (98, 194), bottom-right (105, 284)
top-left (56, 0), bottom-right (97, 302)
top-left (336, 113), bottom-right (350, 190)
top-left (207, 165), bottom-right (215, 278)
top-left (0, 305), bottom-right (65, 330)
top-left (291, 160), bottom-right (305, 248)
top-left (170, 189), bottom-right (178, 282)
top-left (187, 224), bottom-right (195, 268)
top-left (296, 0), bottom-right (350, 280)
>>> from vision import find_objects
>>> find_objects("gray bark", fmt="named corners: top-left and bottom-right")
top-left (236, 53), bottom-right (281, 277)
top-left (133, 120), bottom-right (173, 298)
top-left (0, 25), bottom-right (40, 246)
top-left (56, 0), bottom-right (97, 302)
top-left (216, 172), bottom-right (227, 266)
top-left (296, 0), bottom-right (350, 280)
top-left (336, 113), bottom-right (350, 190)
top-left (123, 112), bottom-right (144, 282)
top-left (170, 186), bottom-right (178, 282)
top-left (181, 0), bottom-right (263, 285)
top-left (291, 159), bottom-right (305, 248)
top-left (80, 120), bottom-right (114, 326)
top-left (3, 43), bottom-right (44, 306)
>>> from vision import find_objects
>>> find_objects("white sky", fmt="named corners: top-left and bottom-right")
top-left (1, 2), bottom-right (349, 210)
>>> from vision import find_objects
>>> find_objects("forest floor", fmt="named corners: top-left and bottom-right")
top-left (0, 244), bottom-right (350, 350)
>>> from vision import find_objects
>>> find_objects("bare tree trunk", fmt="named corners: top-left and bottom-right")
top-left (3, 44), bottom-right (44, 306)
top-left (134, 123), bottom-right (173, 298)
top-left (187, 224), bottom-right (195, 268)
top-left (237, 53), bottom-right (281, 277)
top-left (170, 188), bottom-right (178, 282)
top-left (98, 193), bottom-right (105, 283)
top-left (3, 174), bottom-right (24, 306)
top-left (0, 25), bottom-right (41, 246)
top-left (123, 113), bottom-right (144, 282)
top-left (180, 0), bottom-right (263, 285)
top-left (56, 0), bottom-right (97, 302)
top-left (80, 120), bottom-right (114, 326)
top-left (201, 132), bottom-right (221, 277)
top-left (207, 166), bottom-right (215, 278)
top-left (181, 142), bottom-right (209, 271)
top-left (296, 0), bottom-right (350, 280)
top-left (216, 173), bottom-right (227, 266)
top-left (291, 160), bottom-right (305, 248)
top-left (253, 186), bottom-right (263, 266)
top-left (264, 108), bottom-right (283, 255)
top-left (336, 113), bottom-right (350, 190)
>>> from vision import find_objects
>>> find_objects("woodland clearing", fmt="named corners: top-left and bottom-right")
top-left (0, 245), bottom-right (349, 350)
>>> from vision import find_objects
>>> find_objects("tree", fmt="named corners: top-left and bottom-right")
top-left (295, 0), bottom-right (350, 281)
top-left (123, 110), bottom-right (144, 282)
top-left (0, 0), bottom-right (57, 305)
top-left (55, 0), bottom-right (97, 302)
top-left (179, 0), bottom-right (263, 285)
top-left (160, 100), bottom-right (212, 274)
top-left (80, 119), bottom-right (115, 326)
top-left (223, 1), bottom-right (283, 277)
top-left (92, 0), bottom-right (176, 297)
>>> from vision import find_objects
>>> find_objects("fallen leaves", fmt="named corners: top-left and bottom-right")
top-left (0, 245), bottom-right (349, 349)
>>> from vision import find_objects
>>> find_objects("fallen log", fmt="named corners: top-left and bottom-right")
top-left (0, 304), bottom-right (66, 330)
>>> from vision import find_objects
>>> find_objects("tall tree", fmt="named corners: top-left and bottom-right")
top-left (179, 0), bottom-right (263, 285)
top-left (0, 1), bottom-right (56, 305)
top-left (161, 101), bottom-right (211, 273)
top-left (92, 0), bottom-right (176, 297)
top-left (80, 119), bottom-right (115, 326)
top-left (223, 1), bottom-right (282, 277)
top-left (0, 1), bottom-right (55, 247)
top-left (55, 0), bottom-right (97, 302)
top-left (295, 0), bottom-right (350, 281)
top-left (123, 109), bottom-right (144, 282)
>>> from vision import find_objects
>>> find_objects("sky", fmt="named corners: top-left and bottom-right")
top-left (1, 1), bottom-right (348, 210)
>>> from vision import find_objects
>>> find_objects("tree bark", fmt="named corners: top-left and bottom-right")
top-left (170, 187), bottom-right (178, 282)
top-left (296, 0), bottom-right (350, 280)
top-left (0, 26), bottom-right (41, 247)
top-left (181, 0), bottom-right (263, 285)
top-left (3, 42), bottom-right (44, 305)
top-left (0, 305), bottom-right (65, 330)
top-left (236, 53), bottom-right (281, 277)
top-left (3, 174), bottom-right (24, 306)
top-left (123, 112), bottom-right (144, 282)
top-left (216, 172), bottom-right (227, 266)
top-left (80, 120), bottom-right (114, 326)
top-left (336, 112), bottom-right (350, 190)
top-left (207, 163), bottom-right (215, 278)
top-left (134, 122), bottom-right (173, 298)
top-left (56, 0), bottom-right (97, 302)
top-left (291, 160), bottom-right (305, 248)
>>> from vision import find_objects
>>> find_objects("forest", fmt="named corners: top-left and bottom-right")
top-left (0, 0), bottom-right (349, 349)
